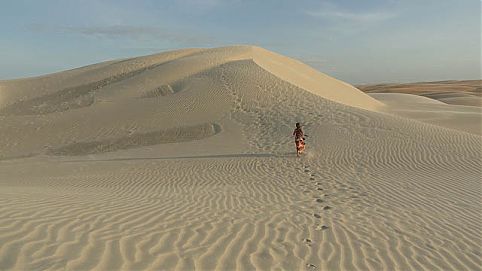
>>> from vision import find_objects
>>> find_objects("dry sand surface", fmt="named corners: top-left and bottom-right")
top-left (358, 80), bottom-right (482, 107)
top-left (359, 81), bottom-right (482, 136)
top-left (0, 46), bottom-right (481, 270)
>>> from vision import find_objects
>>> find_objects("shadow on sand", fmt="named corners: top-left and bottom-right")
top-left (61, 152), bottom-right (296, 163)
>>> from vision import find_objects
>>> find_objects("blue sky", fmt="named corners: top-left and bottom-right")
top-left (0, 0), bottom-right (480, 83)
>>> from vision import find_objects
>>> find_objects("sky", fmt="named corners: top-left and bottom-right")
top-left (0, 0), bottom-right (480, 84)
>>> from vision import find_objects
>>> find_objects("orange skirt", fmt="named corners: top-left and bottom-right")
top-left (295, 140), bottom-right (305, 153)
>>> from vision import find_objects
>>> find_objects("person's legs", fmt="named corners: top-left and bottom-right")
top-left (295, 140), bottom-right (301, 156)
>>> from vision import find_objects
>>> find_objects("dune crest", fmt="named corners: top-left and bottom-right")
top-left (364, 81), bottom-right (482, 135)
top-left (0, 45), bottom-right (382, 114)
top-left (249, 46), bottom-right (383, 111)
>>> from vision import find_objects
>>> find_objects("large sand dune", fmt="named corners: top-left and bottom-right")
top-left (0, 46), bottom-right (480, 270)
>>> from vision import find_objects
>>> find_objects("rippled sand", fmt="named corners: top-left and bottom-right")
top-left (0, 46), bottom-right (480, 270)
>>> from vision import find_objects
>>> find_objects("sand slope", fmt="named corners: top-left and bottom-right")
top-left (360, 81), bottom-right (482, 135)
top-left (358, 80), bottom-right (482, 107)
top-left (0, 46), bottom-right (481, 270)
top-left (368, 93), bottom-right (482, 135)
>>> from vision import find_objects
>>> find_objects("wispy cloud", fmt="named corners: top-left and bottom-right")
top-left (305, 3), bottom-right (397, 23)
top-left (175, 0), bottom-right (223, 9)
top-left (28, 24), bottom-right (215, 45)
top-left (174, 0), bottom-right (242, 11)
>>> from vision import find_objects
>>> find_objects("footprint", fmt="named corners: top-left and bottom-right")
top-left (313, 213), bottom-right (321, 218)
top-left (317, 188), bottom-right (323, 191)
top-left (309, 177), bottom-right (315, 180)
top-left (323, 206), bottom-right (332, 211)
top-left (304, 238), bottom-right (312, 243)
top-left (315, 225), bottom-right (329, 231)
top-left (315, 199), bottom-right (323, 203)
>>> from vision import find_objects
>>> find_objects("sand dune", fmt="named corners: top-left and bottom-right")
top-left (359, 81), bottom-right (482, 135)
top-left (0, 46), bottom-right (481, 270)
top-left (48, 123), bottom-right (220, 156)
top-left (358, 80), bottom-right (482, 107)
top-left (368, 93), bottom-right (482, 135)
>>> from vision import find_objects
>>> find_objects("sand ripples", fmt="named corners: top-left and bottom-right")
top-left (1, 46), bottom-right (480, 270)
top-left (2, 143), bottom-right (480, 270)
top-left (0, 158), bottom-right (318, 270)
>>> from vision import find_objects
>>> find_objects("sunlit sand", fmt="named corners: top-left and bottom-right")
top-left (1, 46), bottom-right (480, 270)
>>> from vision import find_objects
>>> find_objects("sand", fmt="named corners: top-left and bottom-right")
top-left (359, 81), bottom-right (482, 136)
top-left (0, 46), bottom-right (480, 270)
top-left (358, 80), bottom-right (482, 107)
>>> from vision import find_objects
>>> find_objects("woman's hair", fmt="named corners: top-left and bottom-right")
top-left (296, 122), bottom-right (300, 127)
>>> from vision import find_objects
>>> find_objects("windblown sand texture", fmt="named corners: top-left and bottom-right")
top-left (358, 81), bottom-right (482, 136)
top-left (358, 80), bottom-right (482, 107)
top-left (0, 46), bottom-right (481, 270)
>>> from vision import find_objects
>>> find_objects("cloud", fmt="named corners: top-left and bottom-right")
top-left (175, 0), bottom-right (223, 9)
top-left (305, 3), bottom-right (397, 23)
top-left (28, 24), bottom-right (215, 46)
top-left (174, 0), bottom-right (242, 10)
top-left (307, 10), bottom-right (396, 22)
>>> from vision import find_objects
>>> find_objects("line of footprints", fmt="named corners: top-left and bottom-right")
top-left (297, 164), bottom-right (332, 270)
top-left (300, 164), bottom-right (332, 228)
top-left (297, 164), bottom-right (370, 270)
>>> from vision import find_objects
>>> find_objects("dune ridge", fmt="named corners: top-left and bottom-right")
top-left (358, 80), bottom-right (482, 107)
top-left (0, 46), bottom-right (480, 270)
top-left (361, 81), bottom-right (482, 135)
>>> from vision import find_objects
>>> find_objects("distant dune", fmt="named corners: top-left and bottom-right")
top-left (0, 46), bottom-right (480, 270)
top-left (357, 80), bottom-right (482, 107)
top-left (357, 80), bottom-right (482, 135)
